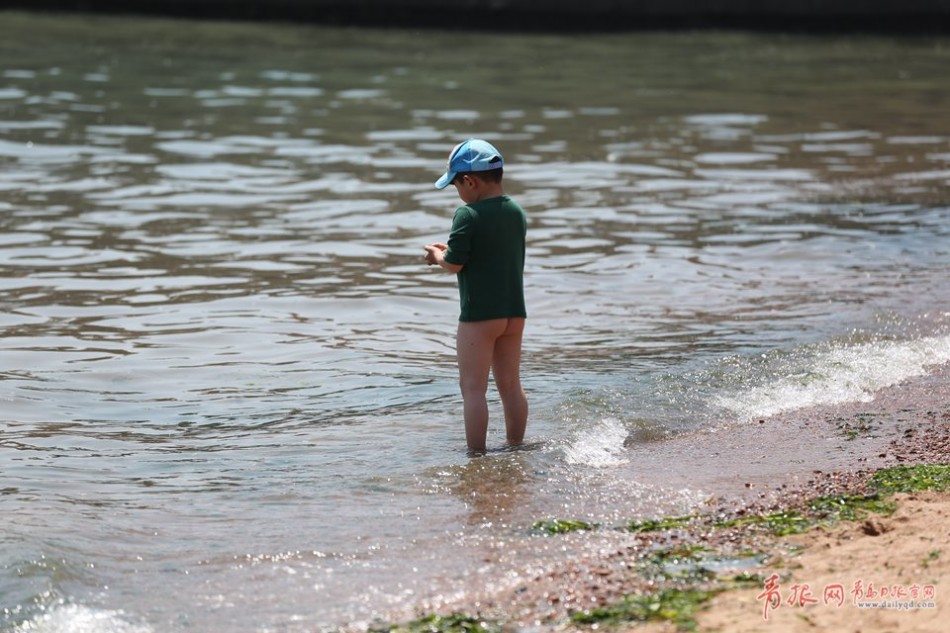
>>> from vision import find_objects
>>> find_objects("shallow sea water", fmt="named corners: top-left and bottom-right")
top-left (1, 12), bottom-right (949, 632)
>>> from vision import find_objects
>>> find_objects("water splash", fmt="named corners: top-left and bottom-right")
top-left (714, 334), bottom-right (950, 421)
top-left (12, 604), bottom-right (152, 633)
top-left (561, 417), bottom-right (629, 467)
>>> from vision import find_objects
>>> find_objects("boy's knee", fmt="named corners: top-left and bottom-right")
top-left (493, 369), bottom-right (520, 389)
top-left (459, 376), bottom-right (489, 396)
top-left (495, 378), bottom-right (523, 399)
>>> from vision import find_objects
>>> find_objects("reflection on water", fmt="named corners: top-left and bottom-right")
top-left (1, 10), bottom-right (949, 632)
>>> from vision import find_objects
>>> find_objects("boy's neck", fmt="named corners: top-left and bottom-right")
top-left (471, 183), bottom-right (505, 202)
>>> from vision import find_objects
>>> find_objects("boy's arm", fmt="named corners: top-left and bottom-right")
top-left (423, 243), bottom-right (463, 273)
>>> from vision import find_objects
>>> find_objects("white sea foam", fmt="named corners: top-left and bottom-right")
top-left (715, 334), bottom-right (950, 421)
top-left (12, 604), bottom-right (152, 633)
top-left (562, 417), bottom-right (628, 467)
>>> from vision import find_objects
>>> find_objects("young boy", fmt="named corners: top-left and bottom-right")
top-left (423, 139), bottom-right (528, 454)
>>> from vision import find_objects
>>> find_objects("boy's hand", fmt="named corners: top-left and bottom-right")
top-left (423, 242), bottom-right (448, 266)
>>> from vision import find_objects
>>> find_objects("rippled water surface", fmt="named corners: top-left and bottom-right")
top-left (1, 12), bottom-right (949, 632)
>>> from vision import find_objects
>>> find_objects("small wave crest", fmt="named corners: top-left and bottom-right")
top-left (11, 604), bottom-right (152, 633)
top-left (714, 334), bottom-right (950, 421)
top-left (561, 417), bottom-right (628, 467)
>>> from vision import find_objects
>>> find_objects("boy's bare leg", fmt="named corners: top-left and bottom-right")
top-left (456, 319), bottom-right (507, 453)
top-left (456, 318), bottom-right (528, 452)
top-left (491, 318), bottom-right (528, 445)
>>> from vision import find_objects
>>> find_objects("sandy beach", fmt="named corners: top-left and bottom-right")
top-left (696, 490), bottom-right (947, 633)
top-left (695, 364), bottom-right (950, 632)
top-left (387, 363), bottom-right (950, 633)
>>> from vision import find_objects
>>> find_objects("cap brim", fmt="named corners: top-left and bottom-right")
top-left (434, 170), bottom-right (455, 190)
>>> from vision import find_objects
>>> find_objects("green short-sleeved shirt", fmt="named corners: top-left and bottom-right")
top-left (443, 195), bottom-right (527, 322)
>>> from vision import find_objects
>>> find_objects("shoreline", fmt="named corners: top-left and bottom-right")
top-left (373, 363), bottom-right (950, 632)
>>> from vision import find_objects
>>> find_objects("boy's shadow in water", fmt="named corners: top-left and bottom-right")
top-left (447, 441), bottom-right (546, 528)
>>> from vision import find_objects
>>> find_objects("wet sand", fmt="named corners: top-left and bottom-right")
top-left (400, 362), bottom-right (950, 632)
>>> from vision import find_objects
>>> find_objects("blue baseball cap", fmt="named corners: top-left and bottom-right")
top-left (434, 139), bottom-right (504, 189)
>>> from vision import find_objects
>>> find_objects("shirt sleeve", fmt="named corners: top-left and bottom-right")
top-left (444, 206), bottom-right (473, 266)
